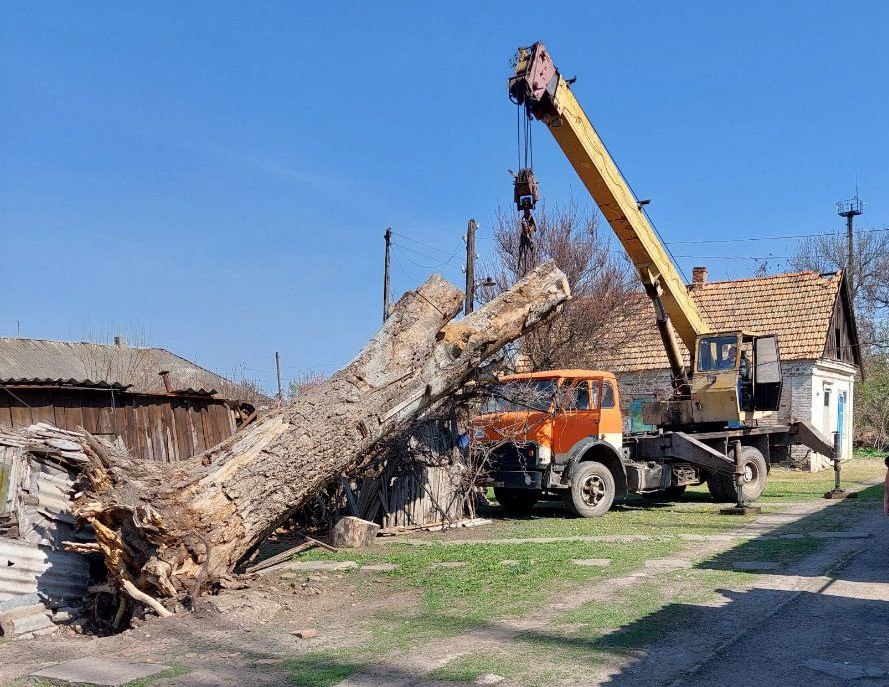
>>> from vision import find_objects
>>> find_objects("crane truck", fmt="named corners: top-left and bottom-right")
top-left (471, 42), bottom-right (836, 517)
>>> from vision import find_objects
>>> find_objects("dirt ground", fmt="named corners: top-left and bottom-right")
top-left (2, 481), bottom-right (887, 687)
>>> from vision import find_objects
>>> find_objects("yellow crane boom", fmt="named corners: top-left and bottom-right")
top-left (509, 43), bottom-right (708, 389)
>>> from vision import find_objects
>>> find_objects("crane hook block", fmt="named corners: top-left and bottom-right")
top-left (513, 167), bottom-right (539, 214)
top-left (514, 168), bottom-right (539, 257)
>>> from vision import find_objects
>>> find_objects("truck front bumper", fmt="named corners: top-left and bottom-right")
top-left (492, 470), bottom-right (544, 490)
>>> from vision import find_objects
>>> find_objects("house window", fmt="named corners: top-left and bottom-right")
top-left (835, 327), bottom-right (841, 356)
top-left (823, 389), bottom-right (830, 407)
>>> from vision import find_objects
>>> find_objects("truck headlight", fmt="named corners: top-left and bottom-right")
top-left (536, 443), bottom-right (552, 465)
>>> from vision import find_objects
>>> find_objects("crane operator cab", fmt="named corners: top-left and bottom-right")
top-left (647, 331), bottom-right (784, 428)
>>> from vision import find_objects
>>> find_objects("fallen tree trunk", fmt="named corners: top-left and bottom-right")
top-left (73, 262), bottom-right (569, 602)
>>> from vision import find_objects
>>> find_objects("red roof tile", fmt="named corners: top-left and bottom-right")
top-left (593, 271), bottom-right (843, 373)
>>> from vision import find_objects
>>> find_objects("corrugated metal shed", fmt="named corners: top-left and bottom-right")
top-left (0, 337), bottom-right (253, 400)
top-left (0, 425), bottom-right (93, 637)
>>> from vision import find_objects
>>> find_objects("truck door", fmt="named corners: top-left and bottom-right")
top-left (752, 335), bottom-right (782, 411)
top-left (551, 380), bottom-right (599, 459)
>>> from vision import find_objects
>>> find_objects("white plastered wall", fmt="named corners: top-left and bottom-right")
top-left (808, 359), bottom-right (857, 470)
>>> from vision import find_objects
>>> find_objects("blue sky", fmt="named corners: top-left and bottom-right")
top-left (1, 2), bottom-right (886, 392)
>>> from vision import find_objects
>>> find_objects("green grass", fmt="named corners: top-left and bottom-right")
top-left (282, 651), bottom-right (365, 687)
top-left (428, 653), bottom-right (517, 682)
top-left (854, 447), bottom-right (888, 460)
top-left (505, 567), bottom-right (752, 679)
top-left (303, 538), bottom-right (681, 630)
top-left (687, 455), bottom-right (886, 503)
top-left (123, 667), bottom-right (191, 687)
top-left (701, 535), bottom-right (824, 571)
top-left (575, 568), bottom-right (750, 650)
top-left (467, 500), bottom-right (756, 541)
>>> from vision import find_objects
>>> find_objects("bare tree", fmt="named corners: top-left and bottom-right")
top-left (288, 369), bottom-right (327, 399)
top-left (791, 227), bottom-right (889, 449)
top-left (789, 227), bottom-right (889, 347)
top-left (483, 200), bottom-right (647, 370)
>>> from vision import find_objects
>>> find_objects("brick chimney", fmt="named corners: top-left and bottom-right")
top-left (691, 266), bottom-right (708, 285)
top-left (159, 370), bottom-right (173, 392)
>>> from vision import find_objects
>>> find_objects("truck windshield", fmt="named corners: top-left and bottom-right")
top-left (697, 335), bottom-right (740, 372)
top-left (485, 379), bottom-right (557, 412)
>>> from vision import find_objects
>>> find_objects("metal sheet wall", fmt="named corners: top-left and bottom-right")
top-left (0, 539), bottom-right (89, 603)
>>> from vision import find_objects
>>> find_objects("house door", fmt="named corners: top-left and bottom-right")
top-left (837, 392), bottom-right (846, 459)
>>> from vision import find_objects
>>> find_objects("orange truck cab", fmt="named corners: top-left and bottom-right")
top-left (471, 370), bottom-right (627, 517)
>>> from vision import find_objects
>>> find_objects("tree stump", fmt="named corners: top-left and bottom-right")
top-left (331, 517), bottom-right (380, 548)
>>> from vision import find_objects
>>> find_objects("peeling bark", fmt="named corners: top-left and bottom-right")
top-left (73, 262), bottom-right (570, 603)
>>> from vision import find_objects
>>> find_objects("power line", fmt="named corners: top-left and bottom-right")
top-left (477, 226), bottom-right (889, 247)
top-left (391, 250), bottom-right (429, 283)
top-left (672, 254), bottom-right (791, 260)
top-left (666, 226), bottom-right (889, 245)
top-left (395, 232), bottom-right (456, 256)
top-left (392, 241), bottom-right (463, 270)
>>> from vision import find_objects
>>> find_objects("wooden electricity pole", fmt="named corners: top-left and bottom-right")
top-left (383, 227), bottom-right (392, 322)
top-left (275, 352), bottom-right (283, 400)
top-left (464, 219), bottom-right (477, 315)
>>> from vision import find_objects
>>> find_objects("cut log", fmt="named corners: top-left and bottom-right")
top-left (331, 516), bottom-right (380, 548)
top-left (72, 262), bottom-right (570, 602)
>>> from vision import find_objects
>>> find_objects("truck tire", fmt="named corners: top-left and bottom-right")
top-left (493, 487), bottom-right (538, 514)
top-left (642, 485), bottom-right (687, 502)
top-left (707, 446), bottom-right (768, 503)
top-left (563, 461), bottom-right (616, 517)
top-left (706, 473), bottom-right (734, 502)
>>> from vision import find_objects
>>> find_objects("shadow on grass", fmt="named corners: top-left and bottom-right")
top-left (697, 484), bottom-right (883, 577)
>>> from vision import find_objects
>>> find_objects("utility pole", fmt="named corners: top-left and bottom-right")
top-left (836, 195), bottom-right (863, 289)
top-left (383, 227), bottom-right (392, 322)
top-left (464, 219), bottom-right (477, 315)
top-left (275, 352), bottom-right (283, 401)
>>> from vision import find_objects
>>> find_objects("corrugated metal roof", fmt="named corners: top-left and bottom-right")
top-left (0, 338), bottom-right (253, 401)
top-left (0, 539), bottom-right (89, 603)
top-left (592, 271), bottom-right (849, 373)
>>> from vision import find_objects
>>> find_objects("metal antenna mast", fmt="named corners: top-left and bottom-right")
top-left (836, 194), bottom-right (863, 288)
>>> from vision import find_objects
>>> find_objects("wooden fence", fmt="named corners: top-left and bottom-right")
top-left (0, 388), bottom-right (236, 463)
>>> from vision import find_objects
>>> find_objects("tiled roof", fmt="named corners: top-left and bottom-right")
top-left (592, 271), bottom-right (845, 373)
top-left (0, 338), bottom-right (256, 401)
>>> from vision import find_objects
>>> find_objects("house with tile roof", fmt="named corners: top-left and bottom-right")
top-left (591, 269), bottom-right (861, 470)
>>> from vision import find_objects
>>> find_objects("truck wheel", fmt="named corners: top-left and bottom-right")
top-left (642, 485), bottom-right (687, 502)
top-left (706, 473), bottom-right (734, 502)
top-left (493, 487), bottom-right (538, 514)
top-left (707, 446), bottom-right (767, 503)
top-left (563, 461), bottom-right (616, 517)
